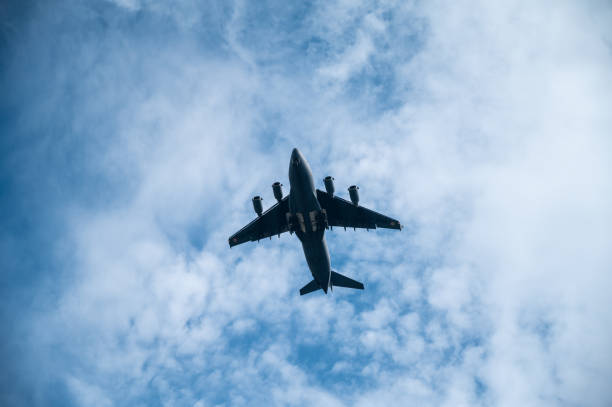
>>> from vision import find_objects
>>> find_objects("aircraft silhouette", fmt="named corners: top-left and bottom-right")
top-left (229, 148), bottom-right (402, 295)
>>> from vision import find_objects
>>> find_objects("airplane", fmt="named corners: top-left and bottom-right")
top-left (228, 148), bottom-right (402, 296)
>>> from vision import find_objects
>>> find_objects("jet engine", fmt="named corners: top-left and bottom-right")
top-left (272, 182), bottom-right (283, 202)
top-left (348, 185), bottom-right (359, 206)
top-left (252, 196), bottom-right (263, 216)
top-left (324, 176), bottom-right (335, 196)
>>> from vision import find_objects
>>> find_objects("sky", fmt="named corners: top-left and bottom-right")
top-left (1, 0), bottom-right (611, 406)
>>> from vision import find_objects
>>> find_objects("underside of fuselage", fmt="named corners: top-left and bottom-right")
top-left (288, 148), bottom-right (331, 293)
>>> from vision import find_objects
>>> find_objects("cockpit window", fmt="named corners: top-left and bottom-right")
top-left (292, 158), bottom-right (300, 166)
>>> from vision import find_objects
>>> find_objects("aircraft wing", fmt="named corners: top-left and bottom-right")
top-left (316, 189), bottom-right (401, 230)
top-left (228, 196), bottom-right (290, 247)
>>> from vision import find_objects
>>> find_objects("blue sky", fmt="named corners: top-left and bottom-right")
top-left (1, 1), bottom-right (612, 406)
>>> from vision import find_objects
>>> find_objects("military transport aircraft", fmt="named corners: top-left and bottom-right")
top-left (229, 148), bottom-right (402, 295)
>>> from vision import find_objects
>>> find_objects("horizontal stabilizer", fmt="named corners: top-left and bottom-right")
top-left (299, 279), bottom-right (321, 296)
top-left (330, 271), bottom-right (364, 290)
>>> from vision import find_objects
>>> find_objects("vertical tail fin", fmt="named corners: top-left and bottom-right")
top-left (330, 271), bottom-right (364, 290)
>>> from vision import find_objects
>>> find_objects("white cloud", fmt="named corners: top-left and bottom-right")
top-left (108, 0), bottom-right (141, 11)
top-left (318, 30), bottom-right (375, 82)
top-left (66, 376), bottom-right (113, 407)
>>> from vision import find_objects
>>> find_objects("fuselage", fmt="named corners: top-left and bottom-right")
top-left (288, 148), bottom-right (331, 293)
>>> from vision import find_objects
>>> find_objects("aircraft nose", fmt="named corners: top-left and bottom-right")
top-left (291, 148), bottom-right (300, 166)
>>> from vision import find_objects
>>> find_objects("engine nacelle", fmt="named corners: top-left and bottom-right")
top-left (348, 185), bottom-right (359, 206)
top-left (272, 182), bottom-right (283, 202)
top-left (252, 196), bottom-right (263, 216)
top-left (324, 176), bottom-right (335, 196)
